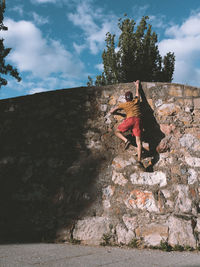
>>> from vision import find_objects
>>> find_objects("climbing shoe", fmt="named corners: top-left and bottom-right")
top-left (136, 161), bottom-right (146, 171)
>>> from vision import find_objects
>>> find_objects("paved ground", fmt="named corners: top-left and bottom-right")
top-left (0, 243), bottom-right (200, 267)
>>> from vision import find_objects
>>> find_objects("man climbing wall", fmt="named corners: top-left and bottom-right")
top-left (109, 80), bottom-right (144, 170)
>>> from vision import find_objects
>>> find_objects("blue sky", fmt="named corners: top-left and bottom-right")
top-left (1, 0), bottom-right (200, 99)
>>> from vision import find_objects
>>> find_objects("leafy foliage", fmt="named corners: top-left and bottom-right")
top-left (91, 15), bottom-right (175, 86)
top-left (159, 241), bottom-right (172, 252)
top-left (100, 233), bottom-right (113, 246)
top-left (128, 238), bottom-right (140, 248)
top-left (87, 75), bottom-right (94, 87)
top-left (0, 0), bottom-right (21, 87)
top-left (173, 244), bottom-right (184, 251)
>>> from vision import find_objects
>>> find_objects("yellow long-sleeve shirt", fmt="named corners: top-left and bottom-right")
top-left (117, 97), bottom-right (141, 118)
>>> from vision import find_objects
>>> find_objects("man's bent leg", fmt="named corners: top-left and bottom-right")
top-left (136, 136), bottom-right (142, 162)
top-left (115, 130), bottom-right (128, 143)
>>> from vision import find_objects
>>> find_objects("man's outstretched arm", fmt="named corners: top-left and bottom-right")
top-left (134, 80), bottom-right (140, 99)
top-left (109, 106), bottom-right (122, 114)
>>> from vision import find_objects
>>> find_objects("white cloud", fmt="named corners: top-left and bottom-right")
top-left (32, 0), bottom-right (57, 3)
top-left (2, 73), bottom-right (84, 99)
top-left (165, 14), bottom-right (200, 38)
top-left (32, 12), bottom-right (49, 25)
top-left (1, 18), bottom-right (85, 79)
top-left (68, 2), bottom-right (98, 34)
top-left (68, 1), bottom-right (118, 54)
top-left (131, 4), bottom-right (149, 23)
top-left (131, 5), bottom-right (167, 31)
top-left (31, 0), bottom-right (81, 5)
top-left (73, 42), bottom-right (86, 54)
top-left (10, 5), bottom-right (24, 16)
top-left (29, 87), bottom-right (48, 94)
top-left (95, 63), bottom-right (103, 71)
top-left (159, 12), bottom-right (200, 86)
top-left (149, 15), bottom-right (166, 29)
top-left (26, 76), bottom-right (83, 95)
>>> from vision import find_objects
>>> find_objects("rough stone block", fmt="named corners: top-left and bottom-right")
top-left (188, 169), bottom-right (198, 184)
top-left (168, 85), bottom-right (183, 97)
top-left (156, 138), bottom-right (170, 153)
top-left (180, 134), bottom-right (200, 151)
top-left (117, 95), bottom-right (126, 102)
top-left (155, 99), bottom-right (163, 107)
top-left (183, 98), bottom-right (194, 112)
top-left (130, 171), bottom-right (167, 187)
top-left (147, 82), bottom-right (156, 89)
top-left (184, 98), bottom-right (193, 106)
top-left (100, 104), bottom-right (107, 112)
top-left (102, 90), bottom-right (110, 98)
top-left (103, 199), bottom-right (111, 209)
top-left (167, 216), bottom-right (196, 248)
top-left (102, 185), bottom-right (115, 199)
top-left (109, 95), bottom-right (117, 106)
top-left (176, 98), bottom-right (184, 105)
top-left (122, 215), bottom-right (138, 231)
top-left (112, 170), bottom-right (128, 186)
top-left (73, 217), bottom-right (112, 245)
top-left (178, 114), bottom-right (193, 125)
top-left (184, 88), bottom-right (199, 97)
top-left (139, 224), bottom-right (169, 246)
top-left (185, 127), bottom-right (200, 139)
top-left (196, 217), bottom-right (200, 232)
top-left (157, 103), bottom-right (180, 116)
top-left (185, 156), bottom-right (200, 167)
top-left (194, 98), bottom-right (200, 109)
top-left (174, 185), bottom-right (192, 213)
top-left (86, 140), bottom-right (101, 149)
top-left (112, 156), bottom-right (136, 170)
top-left (116, 224), bottom-right (135, 245)
top-left (161, 189), bottom-right (171, 198)
top-left (160, 124), bottom-right (175, 135)
top-left (125, 190), bottom-right (159, 212)
top-left (157, 154), bottom-right (173, 167)
top-left (171, 165), bottom-right (181, 176)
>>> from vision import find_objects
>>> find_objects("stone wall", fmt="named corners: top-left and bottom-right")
top-left (1, 82), bottom-right (200, 248)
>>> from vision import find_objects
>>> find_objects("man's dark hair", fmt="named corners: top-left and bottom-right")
top-left (125, 91), bottom-right (133, 101)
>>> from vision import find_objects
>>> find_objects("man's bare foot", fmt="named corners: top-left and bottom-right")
top-left (124, 140), bottom-right (131, 150)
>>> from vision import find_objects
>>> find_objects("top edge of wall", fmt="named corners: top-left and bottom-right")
top-left (1, 82), bottom-right (200, 103)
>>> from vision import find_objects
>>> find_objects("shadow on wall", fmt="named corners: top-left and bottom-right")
top-left (0, 88), bottom-right (104, 243)
top-left (139, 85), bottom-right (165, 171)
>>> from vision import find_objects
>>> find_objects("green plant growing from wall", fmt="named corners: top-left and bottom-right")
top-left (89, 15), bottom-right (175, 86)
top-left (128, 238), bottom-right (145, 249)
top-left (173, 244), bottom-right (184, 252)
top-left (128, 238), bottom-right (139, 248)
top-left (100, 233), bottom-right (113, 246)
top-left (184, 245), bottom-right (194, 251)
top-left (69, 237), bottom-right (81, 245)
top-left (159, 241), bottom-right (172, 252)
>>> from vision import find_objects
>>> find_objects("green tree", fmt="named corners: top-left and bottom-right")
top-left (0, 0), bottom-right (21, 87)
top-left (87, 75), bottom-right (94, 87)
top-left (91, 15), bottom-right (175, 86)
top-left (161, 52), bottom-right (175, 82)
